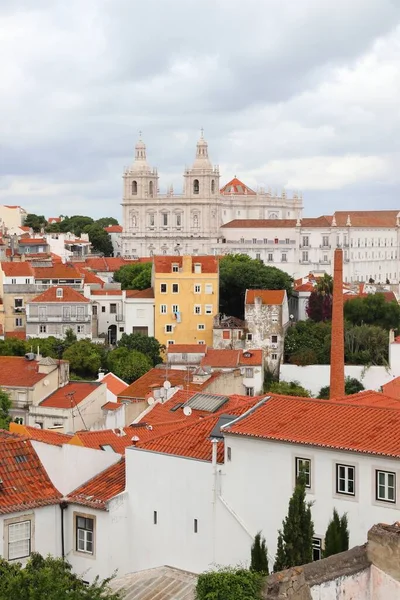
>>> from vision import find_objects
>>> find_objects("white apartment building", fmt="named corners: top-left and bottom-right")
top-left (121, 134), bottom-right (302, 257)
top-left (215, 212), bottom-right (400, 283)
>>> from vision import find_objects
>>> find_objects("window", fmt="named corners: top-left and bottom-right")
top-left (256, 253), bottom-right (261, 260)
top-left (165, 324), bottom-right (173, 333)
top-left (92, 305), bottom-right (97, 316)
top-left (176, 213), bottom-right (181, 227)
top-left (172, 283), bottom-right (179, 294)
top-left (245, 387), bottom-right (254, 396)
top-left (77, 325), bottom-right (84, 333)
top-left (7, 519), bottom-right (31, 560)
top-left (271, 335), bottom-right (278, 343)
top-left (245, 368), bottom-right (253, 378)
top-left (336, 464), bottom-right (355, 495)
top-left (56, 288), bottom-right (63, 298)
top-left (312, 538), bottom-right (322, 561)
top-left (376, 470), bottom-right (396, 503)
top-left (172, 263), bottom-right (179, 272)
top-left (167, 340), bottom-right (175, 345)
top-left (162, 213), bottom-right (168, 226)
top-left (25, 278), bottom-right (30, 284)
top-left (160, 283), bottom-right (167, 293)
top-left (132, 180), bottom-right (137, 195)
top-left (227, 447), bottom-right (232, 461)
top-left (160, 304), bottom-right (167, 314)
top-left (194, 519), bottom-right (198, 533)
top-left (198, 340), bottom-right (205, 344)
top-left (14, 298), bottom-right (23, 308)
top-left (222, 330), bottom-right (230, 340)
top-left (246, 333), bottom-right (253, 341)
top-left (211, 179), bottom-right (215, 194)
top-left (267, 253), bottom-right (273, 262)
top-left (285, 238), bottom-right (290, 244)
top-left (302, 236), bottom-right (309, 247)
top-left (198, 324), bottom-right (205, 330)
top-left (194, 263), bottom-right (202, 274)
top-left (253, 238), bottom-right (257, 244)
top-left (172, 304), bottom-right (179, 313)
top-left (76, 516), bottom-right (94, 554)
top-left (205, 305), bottom-right (213, 315)
top-left (110, 304), bottom-right (117, 314)
top-left (322, 235), bottom-right (329, 247)
top-left (194, 284), bottom-right (201, 293)
top-left (302, 251), bottom-right (309, 262)
top-left (205, 284), bottom-right (213, 294)
top-left (153, 511), bottom-right (158, 525)
top-left (282, 253), bottom-right (287, 262)
top-left (296, 457), bottom-right (311, 488)
top-left (149, 181), bottom-right (154, 197)
top-left (271, 353), bottom-right (278, 360)
top-left (119, 327), bottom-right (124, 332)
top-left (101, 306), bottom-right (106, 313)
top-left (193, 179), bottom-right (199, 194)
top-left (15, 318), bottom-right (23, 327)
top-left (194, 305), bottom-right (201, 315)
top-left (11, 278), bottom-right (16, 284)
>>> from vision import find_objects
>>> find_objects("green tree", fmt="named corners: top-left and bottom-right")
top-left (107, 348), bottom-right (152, 383)
top-left (196, 567), bottom-right (263, 600)
top-left (268, 380), bottom-right (310, 397)
top-left (118, 333), bottom-right (165, 366)
top-left (250, 532), bottom-right (269, 574)
top-left (95, 217), bottom-right (119, 228)
top-left (62, 340), bottom-right (103, 378)
top-left (284, 320), bottom-right (331, 365)
top-left (344, 323), bottom-right (388, 365)
top-left (24, 213), bottom-right (47, 232)
top-left (318, 377), bottom-right (365, 400)
top-left (323, 509), bottom-right (349, 558)
top-left (306, 274), bottom-right (333, 322)
top-left (114, 262), bottom-right (152, 290)
top-left (0, 338), bottom-right (27, 356)
top-left (84, 223), bottom-right (114, 256)
top-left (219, 254), bottom-right (293, 319)
top-left (344, 294), bottom-right (400, 331)
top-left (0, 552), bottom-right (121, 600)
top-left (273, 473), bottom-right (314, 571)
top-left (0, 390), bottom-right (12, 430)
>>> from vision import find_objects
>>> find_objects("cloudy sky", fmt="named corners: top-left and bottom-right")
top-left (1, 0), bottom-right (400, 220)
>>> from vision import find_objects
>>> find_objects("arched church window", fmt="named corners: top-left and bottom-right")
top-left (193, 179), bottom-right (199, 194)
top-left (149, 181), bottom-right (154, 197)
top-left (211, 179), bottom-right (215, 194)
top-left (193, 214), bottom-right (199, 228)
top-left (132, 181), bottom-right (137, 195)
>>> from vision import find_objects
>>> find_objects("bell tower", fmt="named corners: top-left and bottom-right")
top-left (123, 135), bottom-right (158, 201)
top-left (183, 130), bottom-right (220, 199)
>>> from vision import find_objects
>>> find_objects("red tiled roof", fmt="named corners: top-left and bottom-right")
top-left (102, 402), bottom-right (122, 411)
top-left (294, 282), bottom-right (315, 293)
top-left (0, 356), bottom-right (47, 386)
top-left (30, 286), bottom-right (89, 303)
top-left (343, 292), bottom-right (397, 303)
top-left (5, 331), bottom-right (26, 340)
top-left (153, 256), bottom-right (218, 274)
top-left (91, 289), bottom-right (122, 296)
top-left (48, 217), bottom-right (61, 223)
top-left (19, 238), bottom-right (47, 245)
top-left (1, 262), bottom-right (33, 277)
top-left (223, 395), bottom-right (400, 458)
top-left (201, 349), bottom-right (240, 368)
top-left (40, 382), bottom-right (102, 409)
top-left (70, 430), bottom-right (132, 454)
top-left (331, 390), bottom-right (400, 409)
top-left (84, 257), bottom-right (128, 272)
top-left (382, 378), bottom-right (400, 401)
top-left (125, 288), bottom-right (154, 299)
top-left (20, 226), bottom-right (31, 232)
top-left (104, 225), bottom-right (123, 233)
top-left (9, 423), bottom-right (73, 446)
top-left (101, 373), bottom-right (128, 396)
top-left (67, 458), bottom-right (125, 510)
top-left (245, 289), bottom-right (286, 305)
top-left (220, 177), bottom-right (256, 196)
top-left (167, 344), bottom-right (208, 354)
top-left (74, 265), bottom-right (105, 286)
top-left (333, 211), bottom-right (399, 228)
top-left (118, 367), bottom-right (222, 401)
top-left (137, 396), bottom-right (262, 462)
top-left (32, 263), bottom-right (83, 280)
top-left (0, 437), bottom-right (62, 514)
top-left (239, 349), bottom-right (263, 366)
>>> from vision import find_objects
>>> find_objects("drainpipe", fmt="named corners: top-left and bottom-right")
top-left (60, 501), bottom-right (68, 559)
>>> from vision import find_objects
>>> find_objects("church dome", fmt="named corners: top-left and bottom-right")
top-left (131, 136), bottom-right (151, 172)
top-left (192, 131), bottom-right (212, 170)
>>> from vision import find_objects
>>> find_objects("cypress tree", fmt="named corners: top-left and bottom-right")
top-left (250, 532), bottom-right (269, 574)
top-left (273, 473), bottom-right (314, 571)
top-left (323, 509), bottom-right (349, 558)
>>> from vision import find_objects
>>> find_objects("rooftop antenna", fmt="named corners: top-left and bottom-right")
top-left (66, 390), bottom-right (88, 431)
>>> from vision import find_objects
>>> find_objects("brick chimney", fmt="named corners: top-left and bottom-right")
top-left (330, 248), bottom-right (345, 398)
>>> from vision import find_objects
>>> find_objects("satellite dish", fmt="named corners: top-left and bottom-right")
top-left (43, 380), bottom-right (50, 386)
top-left (163, 380), bottom-right (171, 390)
top-left (147, 397), bottom-right (155, 406)
top-left (183, 406), bottom-right (192, 417)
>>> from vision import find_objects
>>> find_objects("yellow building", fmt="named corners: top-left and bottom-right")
top-left (152, 255), bottom-right (219, 348)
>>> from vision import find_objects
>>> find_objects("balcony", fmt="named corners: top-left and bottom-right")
top-left (319, 244), bottom-right (331, 249)
top-left (14, 307), bottom-right (26, 313)
top-left (27, 315), bottom-right (91, 323)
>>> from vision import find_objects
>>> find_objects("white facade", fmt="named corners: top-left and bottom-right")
top-left (216, 215), bottom-right (400, 283)
top-left (0, 205), bottom-right (27, 229)
top-left (121, 134), bottom-right (302, 257)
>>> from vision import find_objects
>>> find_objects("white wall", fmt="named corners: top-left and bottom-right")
top-left (32, 442), bottom-right (120, 495)
top-left (124, 297), bottom-right (154, 337)
top-left (310, 569), bottom-right (371, 600)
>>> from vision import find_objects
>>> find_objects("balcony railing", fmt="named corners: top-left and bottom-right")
top-left (27, 315), bottom-right (91, 322)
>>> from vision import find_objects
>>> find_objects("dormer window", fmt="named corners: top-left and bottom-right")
top-left (194, 263), bottom-right (201, 274)
top-left (132, 181), bottom-right (137, 195)
top-left (193, 179), bottom-right (199, 194)
top-left (56, 288), bottom-right (63, 298)
top-left (172, 263), bottom-right (179, 273)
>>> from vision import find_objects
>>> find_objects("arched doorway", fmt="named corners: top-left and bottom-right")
top-left (108, 324), bottom-right (117, 345)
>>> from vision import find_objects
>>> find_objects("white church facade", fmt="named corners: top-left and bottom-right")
top-left (121, 133), bottom-right (303, 257)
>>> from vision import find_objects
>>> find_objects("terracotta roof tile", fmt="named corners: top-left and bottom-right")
top-left (67, 458), bottom-right (125, 510)
top-left (70, 430), bottom-right (132, 454)
top-left (125, 288), bottom-right (154, 299)
top-left (333, 211), bottom-right (399, 227)
top-left (101, 373), bottom-right (128, 396)
top-left (224, 394), bottom-right (400, 458)
top-left (0, 356), bottom-right (47, 386)
top-left (104, 225), bottom-right (123, 233)
top-left (201, 349), bottom-right (240, 368)
top-left (9, 423), bottom-right (73, 445)
top-left (84, 257), bottom-right (128, 272)
top-left (245, 289), bottom-right (286, 305)
top-left (19, 238), bottom-right (47, 245)
top-left (91, 289), bottom-right (122, 296)
top-left (30, 286), bottom-right (89, 303)
top-left (220, 177), bottom-right (256, 195)
top-left (167, 344), bottom-right (208, 354)
top-left (40, 382), bottom-right (102, 409)
top-left (382, 378), bottom-right (400, 401)
top-left (102, 401), bottom-right (122, 411)
top-left (32, 263), bottom-right (83, 280)
top-left (239, 349), bottom-right (263, 366)
top-left (48, 217), bottom-right (61, 223)
top-left (0, 437), bottom-right (62, 514)
top-left (1, 262), bottom-right (33, 277)
top-left (153, 256), bottom-right (218, 274)
top-left (5, 331), bottom-right (26, 340)
top-left (343, 292), bottom-right (397, 303)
